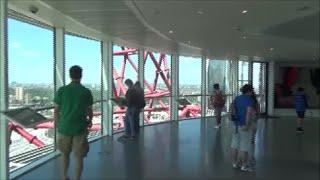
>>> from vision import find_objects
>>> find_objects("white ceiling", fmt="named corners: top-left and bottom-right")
top-left (8, 0), bottom-right (320, 61)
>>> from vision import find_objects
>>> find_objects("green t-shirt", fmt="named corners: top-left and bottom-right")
top-left (54, 82), bottom-right (93, 136)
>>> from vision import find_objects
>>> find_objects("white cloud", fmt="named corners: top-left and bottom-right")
top-left (12, 41), bottom-right (21, 49)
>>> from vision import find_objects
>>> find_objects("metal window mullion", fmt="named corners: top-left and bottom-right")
top-left (0, 0), bottom-right (9, 179)
top-left (201, 55), bottom-right (206, 118)
top-left (248, 58), bottom-right (253, 84)
top-left (53, 28), bottom-right (65, 151)
top-left (101, 41), bottom-right (113, 136)
top-left (54, 28), bottom-right (65, 90)
top-left (138, 49), bottom-right (144, 126)
top-left (171, 54), bottom-right (179, 121)
top-left (267, 61), bottom-right (275, 116)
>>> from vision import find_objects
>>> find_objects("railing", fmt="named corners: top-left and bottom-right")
top-left (6, 94), bottom-right (237, 172)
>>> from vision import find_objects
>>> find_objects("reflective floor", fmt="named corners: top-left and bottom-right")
top-left (17, 117), bottom-right (319, 179)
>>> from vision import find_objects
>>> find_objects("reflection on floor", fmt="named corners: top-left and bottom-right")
top-left (17, 117), bottom-right (319, 179)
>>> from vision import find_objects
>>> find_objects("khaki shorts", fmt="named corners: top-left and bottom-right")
top-left (58, 131), bottom-right (89, 157)
top-left (231, 127), bottom-right (252, 152)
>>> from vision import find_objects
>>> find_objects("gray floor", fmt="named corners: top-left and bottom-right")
top-left (17, 117), bottom-right (319, 180)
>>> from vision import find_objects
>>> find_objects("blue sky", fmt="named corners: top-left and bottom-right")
top-left (8, 18), bottom-right (204, 86)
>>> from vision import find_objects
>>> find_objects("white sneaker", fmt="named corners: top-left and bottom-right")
top-left (214, 125), bottom-right (221, 129)
top-left (232, 163), bottom-right (240, 169)
top-left (241, 166), bottom-right (254, 172)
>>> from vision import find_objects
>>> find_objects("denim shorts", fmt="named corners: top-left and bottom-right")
top-left (296, 111), bottom-right (305, 118)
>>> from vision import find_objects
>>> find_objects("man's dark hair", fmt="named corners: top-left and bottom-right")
top-left (240, 84), bottom-right (253, 94)
top-left (69, 65), bottom-right (82, 80)
top-left (297, 87), bottom-right (304, 91)
top-left (125, 79), bottom-right (134, 87)
top-left (213, 83), bottom-right (220, 90)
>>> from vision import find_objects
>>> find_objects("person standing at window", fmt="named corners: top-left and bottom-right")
top-left (211, 83), bottom-right (225, 128)
top-left (54, 65), bottom-right (93, 180)
top-left (122, 79), bottom-right (140, 140)
top-left (295, 87), bottom-right (307, 133)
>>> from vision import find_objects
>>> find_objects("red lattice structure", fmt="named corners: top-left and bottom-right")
top-left (7, 48), bottom-right (201, 148)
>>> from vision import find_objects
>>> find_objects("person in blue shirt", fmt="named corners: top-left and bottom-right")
top-left (295, 87), bottom-right (307, 133)
top-left (231, 84), bottom-right (255, 172)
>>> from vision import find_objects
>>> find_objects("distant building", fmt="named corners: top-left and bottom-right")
top-left (24, 93), bottom-right (30, 105)
top-left (15, 87), bottom-right (24, 101)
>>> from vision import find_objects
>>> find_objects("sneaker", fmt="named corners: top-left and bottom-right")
top-left (214, 124), bottom-right (221, 129)
top-left (232, 163), bottom-right (241, 169)
top-left (241, 166), bottom-right (254, 172)
top-left (296, 127), bottom-right (304, 133)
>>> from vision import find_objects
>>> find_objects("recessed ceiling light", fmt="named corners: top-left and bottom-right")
top-left (270, 48), bottom-right (274, 51)
top-left (197, 10), bottom-right (204, 15)
top-left (242, 10), bottom-right (248, 14)
top-left (169, 30), bottom-right (174, 34)
top-left (242, 36), bottom-right (247, 39)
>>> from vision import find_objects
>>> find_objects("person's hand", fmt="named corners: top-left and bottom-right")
top-left (87, 120), bottom-right (92, 129)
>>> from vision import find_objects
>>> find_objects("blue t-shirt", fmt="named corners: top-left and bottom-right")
top-left (234, 95), bottom-right (254, 126)
top-left (295, 92), bottom-right (307, 111)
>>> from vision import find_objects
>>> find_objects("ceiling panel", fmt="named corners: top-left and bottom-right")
top-left (38, 0), bottom-right (320, 60)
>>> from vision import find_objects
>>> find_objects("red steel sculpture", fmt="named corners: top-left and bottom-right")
top-left (7, 48), bottom-right (201, 148)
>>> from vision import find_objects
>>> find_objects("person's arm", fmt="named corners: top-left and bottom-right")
top-left (256, 103), bottom-right (261, 117)
top-left (243, 106), bottom-right (254, 131)
top-left (87, 106), bottom-right (93, 128)
top-left (87, 91), bottom-right (94, 128)
top-left (53, 89), bottom-right (61, 124)
top-left (304, 94), bottom-right (309, 108)
top-left (54, 105), bottom-right (59, 124)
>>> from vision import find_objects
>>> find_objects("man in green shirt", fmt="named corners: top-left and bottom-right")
top-left (54, 65), bottom-right (93, 180)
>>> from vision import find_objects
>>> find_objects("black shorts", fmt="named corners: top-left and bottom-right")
top-left (296, 111), bottom-right (305, 118)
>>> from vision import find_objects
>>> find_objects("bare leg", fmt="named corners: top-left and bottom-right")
top-left (231, 148), bottom-right (238, 164)
top-left (297, 118), bottom-right (303, 127)
top-left (61, 153), bottom-right (70, 180)
top-left (240, 151), bottom-right (249, 167)
top-left (74, 156), bottom-right (84, 180)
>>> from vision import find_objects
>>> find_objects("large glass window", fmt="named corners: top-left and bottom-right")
top-left (238, 58), bottom-right (249, 91)
top-left (179, 56), bottom-right (201, 120)
top-left (144, 52), bottom-right (172, 124)
top-left (206, 60), bottom-right (231, 116)
top-left (253, 61), bottom-right (267, 113)
top-left (8, 19), bottom-right (54, 172)
top-left (65, 34), bottom-right (102, 139)
top-left (112, 45), bottom-right (138, 131)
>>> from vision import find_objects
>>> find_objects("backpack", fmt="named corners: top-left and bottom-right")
top-left (136, 89), bottom-right (146, 109)
top-left (212, 91), bottom-right (225, 108)
top-left (138, 98), bottom-right (146, 109)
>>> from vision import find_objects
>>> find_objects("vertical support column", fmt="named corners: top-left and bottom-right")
top-left (138, 49), bottom-right (144, 126)
top-left (54, 28), bottom-right (65, 91)
top-left (230, 58), bottom-right (239, 98)
top-left (201, 54), bottom-right (206, 118)
top-left (267, 61), bottom-right (275, 116)
top-left (53, 27), bottom-right (65, 151)
top-left (171, 54), bottom-right (179, 121)
top-left (235, 59), bottom-right (239, 96)
top-left (101, 41), bottom-right (113, 136)
top-left (0, 0), bottom-right (9, 178)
